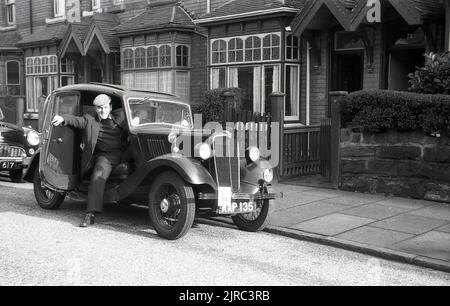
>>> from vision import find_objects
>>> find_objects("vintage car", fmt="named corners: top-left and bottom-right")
top-left (0, 107), bottom-right (40, 183)
top-left (25, 83), bottom-right (279, 240)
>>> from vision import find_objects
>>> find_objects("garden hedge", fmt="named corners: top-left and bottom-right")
top-left (341, 90), bottom-right (450, 134)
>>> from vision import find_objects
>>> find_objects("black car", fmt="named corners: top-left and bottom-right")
top-left (0, 107), bottom-right (40, 183)
top-left (26, 83), bottom-right (280, 240)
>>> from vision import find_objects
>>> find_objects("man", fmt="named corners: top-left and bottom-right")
top-left (52, 94), bottom-right (127, 227)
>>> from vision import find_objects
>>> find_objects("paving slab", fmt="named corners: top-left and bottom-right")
top-left (335, 226), bottom-right (414, 248)
top-left (341, 204), bottom-right (408, 220)
top-left (371, 214), bottom-right (447, 235)
top-left (390, 231), bottom-right (450, 262)
top-left (282, 201), bottom-right (352, 225)
top-left (269, 210), bottom-right (309, 227)
top-left (375, 198), bottom-right (433, 211)
top-left (292, 214), bottom-right (375, 236)
top-left (322, 195), bottom-right (382, 207)
top-left (408, 204), bottom-right (450, 221)
top-left (300, 188), bottom-right (343, 198)
top-left (273, 193), bottom-right (326, 211)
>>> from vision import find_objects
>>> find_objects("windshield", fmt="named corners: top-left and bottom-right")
top-left (128, 98), bottom-right (192, 128)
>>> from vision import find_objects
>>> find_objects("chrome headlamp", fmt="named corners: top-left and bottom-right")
top-left (27, 130), bottom-right (40, 146)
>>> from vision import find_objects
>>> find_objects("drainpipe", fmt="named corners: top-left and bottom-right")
top-left (29, 0), bottom-right (33, 34)
top-left (446, 0), bottom-right (450, 51)
top-left (306, 42), bottom-right (311, 126)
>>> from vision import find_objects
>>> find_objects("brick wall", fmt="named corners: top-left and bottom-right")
top-left (341, 128), bottom-right (450, 203)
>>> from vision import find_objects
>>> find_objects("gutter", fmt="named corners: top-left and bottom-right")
top-left (195, 8), bottom-right (300, 25)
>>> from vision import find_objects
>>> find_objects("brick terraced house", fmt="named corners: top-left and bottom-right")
top-left (0, 0), bottom-right (448, 130)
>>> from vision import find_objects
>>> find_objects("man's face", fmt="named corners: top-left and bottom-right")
top-left (95, 103), bottom-right (112, 120)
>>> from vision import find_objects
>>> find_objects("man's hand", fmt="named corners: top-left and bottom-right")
top-left (51, 115), bottom-right (64, 126)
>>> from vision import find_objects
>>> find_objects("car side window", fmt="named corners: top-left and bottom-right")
top-left (0, 107), bottom-right (4, 121)
top-left (54, 94), bottom-right (80, 116)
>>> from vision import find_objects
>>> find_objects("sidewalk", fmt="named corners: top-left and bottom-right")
top-left (267, 183), bottom-right (450, 273)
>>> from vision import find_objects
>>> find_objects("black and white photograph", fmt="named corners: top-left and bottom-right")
top-left (0, 0), bottom-right (450, 289)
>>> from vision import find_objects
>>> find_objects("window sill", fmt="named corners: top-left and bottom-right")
top-left (45, 16), bottom-right (66, 25)
top-left (0, 25), bottom-right (16, 32)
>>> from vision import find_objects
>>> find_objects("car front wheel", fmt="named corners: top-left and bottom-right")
top-left (33, 169), bottom-right (66, 210)
top-left (231, 186), bottom-right (272, 232)
top-left (9, 169), bottom-right (25, 183)
top-left (148, 171), bottom-right (195, 240)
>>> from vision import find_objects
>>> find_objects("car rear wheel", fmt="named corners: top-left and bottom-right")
top-left (33, 169), bottom-right (66, 210)
top-left (9, 169), bottom-right (25, 183)
top-left (231, 186), bottom-right (272, 232)
top-left (148, 171), bottom-right (195, 240)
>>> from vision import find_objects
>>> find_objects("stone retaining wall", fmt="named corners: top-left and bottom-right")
top-left (340, 128), bottom-right (450, 203)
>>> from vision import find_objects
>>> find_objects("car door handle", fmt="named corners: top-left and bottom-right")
top-left (52, 138), bottom-right (63, 143)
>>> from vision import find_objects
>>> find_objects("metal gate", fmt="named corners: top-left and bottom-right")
top-left (281, 118), bottom-right (332, 179)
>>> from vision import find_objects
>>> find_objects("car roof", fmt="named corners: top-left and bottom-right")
top-left (53, 83), bottom-right (186, 103)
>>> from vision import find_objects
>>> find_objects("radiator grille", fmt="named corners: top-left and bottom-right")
top-left (213, 134), bottom-right (240, 192)
top-left (147, 139), bottom-right (169, 159)
top-left (0, 146), bottom-right (25, 158)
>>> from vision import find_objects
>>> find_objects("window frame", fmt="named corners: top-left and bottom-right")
top-left (91, 0), bottom-right (101, 11)
top-left (5, 0), bottom-right (15, 25)
top-left (176, 44), bottom-right (190, 68)
top-left (210, 32), bottom-right (282, 66)
top-left (284, 63), bottom-right (301, 121)
top-left (53, 0), bottom-right (66, 18)
top-left (6, 60), bottom-right (20, 86)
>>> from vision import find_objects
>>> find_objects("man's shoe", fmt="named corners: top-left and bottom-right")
top-left (79, 213), bottom-right (95, 228)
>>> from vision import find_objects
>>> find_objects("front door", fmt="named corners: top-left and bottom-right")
top-left (40, 91), bottom-right (81, 191)
top-left (331, 53), bottom-right (364, 93)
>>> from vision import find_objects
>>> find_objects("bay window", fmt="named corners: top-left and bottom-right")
top-left (25, 55), bottom-right (74, 113)
top-left (210, 32), bottom-right (300, 120)
top-left (121, 44), bottom-right (191, 100)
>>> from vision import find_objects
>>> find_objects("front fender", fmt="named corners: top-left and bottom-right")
top-left (145, 154), bottom-right (217, 188)
top-left (23, 149), bottom-right (41, 182)
top-left (108, 154), bottom-right (217, 202)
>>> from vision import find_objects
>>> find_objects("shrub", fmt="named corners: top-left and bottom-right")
top-left (191, 88), bottom-right (241, 124)
top-left (409, 52), bottom-right (450, 95)
top-left (341, 90), bottom-right (450, 134)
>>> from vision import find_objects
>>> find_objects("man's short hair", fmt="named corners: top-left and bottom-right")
top-left (93, 94), bottom-right (111, 107)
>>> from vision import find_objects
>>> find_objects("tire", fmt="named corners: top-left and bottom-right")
top-left (231, 186), bottom-right (272, 232)
top-left (33, 169), bottom-right (66, 210)
top-left (9, 169), bottom-right (25, 183)
top-left (148, 171), bottom-right (196, 240)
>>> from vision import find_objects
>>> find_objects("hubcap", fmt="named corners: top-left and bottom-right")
top-left (160, 198), bottom-right (170, 213)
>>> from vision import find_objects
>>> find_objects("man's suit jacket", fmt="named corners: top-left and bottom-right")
top-left (62, 109), bottom-right (127, 175)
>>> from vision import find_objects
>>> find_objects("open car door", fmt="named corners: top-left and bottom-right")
top-left (40, 91), bottom-right (81, 191)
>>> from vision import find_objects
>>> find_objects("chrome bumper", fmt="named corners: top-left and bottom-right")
top-left (198, 192), bottom-right (283, 201)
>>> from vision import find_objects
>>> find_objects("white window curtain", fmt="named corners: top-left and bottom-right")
top-left (211, 68), bottom-right (221, 89)
top-left (229, 67), bottom-right (239, 88)
top-left (253, 66), bottom-right (261, 113)
top-left (175, 71), bottom-right (190, 100)
top-left (159, 70), bottom-right (172, 94)
top-left (148, 72), bottom-right (159, 91)
top-left (135, 72), bottom-right (149, 89)
top-left (272, 65), bottom-right (280, 92)
top-left (26, 78), bottom-right (35, 112)
top-left (122, 72), bottom-right (134, 88)
top-left (289, 65), bottom-right (299, 118)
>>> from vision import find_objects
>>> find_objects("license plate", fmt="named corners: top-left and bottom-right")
top-left (0, 161), bottom-right (17, 170)
top-left (218, 201), bottom-right (256, 214)
top-left (217, 187), bottom-right (256, 214)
